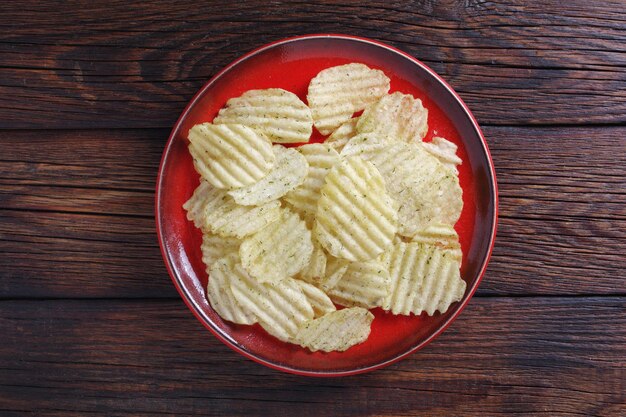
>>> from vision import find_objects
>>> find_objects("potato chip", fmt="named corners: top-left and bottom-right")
top-left (421, 136), bottom-right (463, 172)
top-left (356, 92), bottom-right (428, 142)
top-left (314, 156), bottom-right (397, 262)
top-left (411, 223), bottom-right (462, 257)
top-left (239, 208), bottom-right (314, 283)
top-left (182, 180), bottom-right (213, 229)
top-left (284, 143), bottom-right (341, 221)
top-left (202, 187), bottom-right (281, 238)
top-left (230, 271), bottom-right (314, 342)
top-left (207, 255), bottom-right (257, 325)
top-left (342, 136), bottom-right (463, 237)
top-left (188, 123), bottom-right (275, 189)
top-left (228, 145), bottom-right (308, 205)
top-left (201, 232), bottom-right (240, 266)
top-left (296, 280), bottom-right (336, 317)
top-left (294, 307), bottom-right (374, 352)
top-left (307, 63), bottom-right (390, 135)
top-left (297, 242), bottom-right (327, 284)
top-left (325, 117), bottom-right (359, 151)
top-left (327, 260), bottom-right (390, 308)
top-left (213, 88), bottom-right (313, 143)
top-left (320, 256), bottom-right (349, 291)
top-left (383, 242), bottom-right (466, 316)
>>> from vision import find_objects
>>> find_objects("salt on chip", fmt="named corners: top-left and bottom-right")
top-left (296, 280), bottom-right (336, 317)
top-left (284, 143), bottom-right (341, 221)
top-left (327, 260), bottom-right (390, 309)
top-left (294, 307), bottom-right (374, 352)
top-left (342, 135), bottom-right (463, 237)
top-left (183, 180), bottom-right (213, 229)
top-left (422, 136), bottom-right (463, 172)
top-left (383, 242), bottom-right (466, 316)
top-left (356, 92), bottom-right (428, 142)
top-left (314, 156), bottom-right (398, 262)
top-left (201, 232), bottom-right (240, 267)
top-left (213, 88), bottom-right (313, 143)
top-left (188, 123), bottom-right (275, 189)
top-left (297, 242), bottom-right (327, 284)
top-left (230, 271), bottom-right (314, 342)
top-left (240, 208), bottom-right (314, 283)
top-left (325, 117), bottom-right (359, 152)
top-left (202, 187), bottom-right (281, 238)
top-left (207, 255), bottom-right (257, 325)
top-left (228, 145), bottom-right (308, 205)
top-left (307, 63), bottom-right (390, 135)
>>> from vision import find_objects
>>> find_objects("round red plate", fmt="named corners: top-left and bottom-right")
top-left (156, 34), bottom-right (498, 376)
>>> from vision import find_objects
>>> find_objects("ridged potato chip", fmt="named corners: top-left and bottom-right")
top-left (294, 307), bottom-right (374, 352)
top-left (342, 136), bottom-right (462, 237)
top-left (207, 255), bottom-right (257, 325)
top-left (188, 123), bottom-right (275, 189)
top-left (296, 280), bottom-right (336, 317)
top-left (228, 145), bottom-right (308, 205)
top-left (201, 232), bottom-right (241, 266)
top-left (308, 63), bottom-right (390, 135)
top-left (284, 143), bottom-right (341, 221)
top-left (240, 208), bottom-right (314, 283)
top-left (213, 88), bottom-right (313, 143)
top-left (327, 260), bottom-right (390, 308)
top-left (411, 223), bottom-right (462, 260)
top-left (383, 242), bottom-right (466, 316)
top-left (297, 242), bottom-right (327, 284)
top-left (202, 187), bottom-right (281, 238)
top-left (356, 92), bottom-right (428, 142)
top-left (325, 117), bottom-right (359, 151)
top-left (314, 156), bottom-right (398, 262)
top-left (422, 136), bottom-right (463, 172)
top-left (183, 180), bottom-right (213, 229)
top-left (230, 271), bottom-right (314, 342)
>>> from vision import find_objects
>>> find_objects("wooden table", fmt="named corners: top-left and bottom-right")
top-left (1, 2), bottom-right (624, 415)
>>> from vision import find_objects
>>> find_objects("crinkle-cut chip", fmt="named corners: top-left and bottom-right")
top-left (298, 242), bottom-right (327, 284)
top-left (314, 156), bottom-right (398, 262)
top-left (327, 260), bottom-right (390, 308)
top-left (294, 307), bottom-right (374, 352)
top-left (383, 242), bottom-right (466, 316)
top-left (230, 272), bottom-right (314, 342)
top-left (183, 181), bottom-right (213, 229)
top-left (320, 256), bottom-right (350, 292)
top-left (200, 232), bottom-right (240, 267)
top-left (240, 208), bottom-right (314, 283)
top-left (422, 136), bottom-right (463, 172)
top-left (213, 88), bottom-right (313, 143)
top-left (356, 92), bottom-right (429, 142)
top-left (341, 136), bottom-right (463, 237)
top-left (325, 117), bottom-right (359, 151)
top-left (284, 143), bottom-right (341, 220)
top-left (295, 280), bottom-right (336, 317)
top-left (202, 187), bottom-right (281, 238)
top-left (228, 145), bottom-right (308, 205)
top-left (307, 63), bottom-right (390, 135)
top-left (411, 223), bottom-right (461, 254)
top-left (188, 123), bottom-right (275, 189)
top-left (207, 255), bottom-right (257, 325)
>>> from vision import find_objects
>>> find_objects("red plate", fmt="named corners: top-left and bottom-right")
top-left (156, 34), bottom-right (498, 376)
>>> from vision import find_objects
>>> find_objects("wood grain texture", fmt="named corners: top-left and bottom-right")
top-left (1, 126), bottom-right (624, 298)
top-left (0, 1), bottom-right (624, 129)
top-left (0, 298), bottom-right (624, 416)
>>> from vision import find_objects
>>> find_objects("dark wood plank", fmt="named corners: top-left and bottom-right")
top-left (0, 1), bottom-right (624, 129)
top-left (0, 297), bottom-right (623, 416)
top-left (0, 126), bottom-right (624, 298)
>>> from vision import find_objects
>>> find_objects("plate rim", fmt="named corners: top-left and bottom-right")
top-left (155, 33), bottom-right (499, 377)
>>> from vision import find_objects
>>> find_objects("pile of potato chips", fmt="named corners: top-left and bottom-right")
top-left (183, 63), bottom-right (466, 352)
